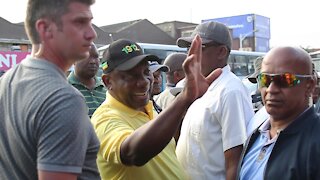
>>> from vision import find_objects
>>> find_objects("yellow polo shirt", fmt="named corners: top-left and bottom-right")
top-left (91, 92), bottom-right (185, 180)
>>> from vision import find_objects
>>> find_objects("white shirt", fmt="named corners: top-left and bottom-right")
top-left (154, 88), bottom-right (176, 109)
top-left (176, 65), bottom-right (254, 180)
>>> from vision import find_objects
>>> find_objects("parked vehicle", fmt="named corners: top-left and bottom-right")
top-left (228, 50), bottom-right (266, 79)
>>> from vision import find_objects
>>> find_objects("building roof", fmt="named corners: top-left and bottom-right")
top-left (0, 17), bottom-right (110, 47)
top-left (100, 19), bottom-right (142, 33)
top-left (156, 20), bottom-right (198, 29)
top-left (0, 17), bottom-right (180, 47)
top-left (0, 17), bottom-right (29, 43)
top-left (100, 19), bottom-right (176, 45)
top-left (92, 24), bottom-right (110, 47)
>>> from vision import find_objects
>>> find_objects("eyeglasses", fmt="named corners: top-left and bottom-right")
top-left (257, 73), bottom-right (313, 88)
top-left (187, 41), bottom-right (225, 51)
top-left (202, 41), bottom-right (223, 49)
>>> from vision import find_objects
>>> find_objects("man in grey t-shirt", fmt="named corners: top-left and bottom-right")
top-left (0, 0), bottom-right (100, 179)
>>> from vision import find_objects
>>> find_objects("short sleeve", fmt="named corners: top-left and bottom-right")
top-left (220, 90), bottom-right (250, 151)
top-left (95, 118), bottom-right (134, 164)
top-left (36, 92), bottom-right (96, 174)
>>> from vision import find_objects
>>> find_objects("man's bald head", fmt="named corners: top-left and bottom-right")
top-left (262, 47), bottom-right (312, 75)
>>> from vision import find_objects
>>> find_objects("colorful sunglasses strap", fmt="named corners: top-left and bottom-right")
top-left (101, 62), bottom-right (108, 71)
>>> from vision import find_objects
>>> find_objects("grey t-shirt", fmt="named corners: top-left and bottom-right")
top-left (0, 57), bottom-right (100, 179)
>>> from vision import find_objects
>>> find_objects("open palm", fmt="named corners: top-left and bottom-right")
top-left (181, 35), bottom-right (222, 103)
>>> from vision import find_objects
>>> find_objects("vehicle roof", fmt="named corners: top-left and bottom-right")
top-left (230, 50), bottom-right (266, 56)
top-left (97, 42), bottom-right (187, 51)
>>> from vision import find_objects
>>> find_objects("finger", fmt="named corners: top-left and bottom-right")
top-left (187, 34), bottom-right (201, 57)
top-left (184, 35), bottom-right (201, 73)
top-left (196, 35), bottom-right (202, 64)
top-left (205, 68), bottom-right (222, 84)
top-left (182, 54), bottom-right (195, 76)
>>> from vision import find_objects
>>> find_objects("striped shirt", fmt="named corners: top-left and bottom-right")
top-left (68, 72), bottom-right (107, 118)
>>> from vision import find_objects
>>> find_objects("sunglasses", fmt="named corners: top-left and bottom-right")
top-left (257, 73), bottom-right (313, 88)
top-left (202, 41), bottom-right (223, 49)
top-left (187, 41), bottom-right (225, 51)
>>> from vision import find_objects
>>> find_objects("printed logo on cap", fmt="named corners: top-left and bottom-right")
top-left (122, 44), bottom-right (141, 54)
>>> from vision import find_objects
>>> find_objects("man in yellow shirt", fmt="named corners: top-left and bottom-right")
top-left (91, 37), bottom-right (221, 179)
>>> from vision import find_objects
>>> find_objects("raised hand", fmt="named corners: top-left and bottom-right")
top-left (181, 34), bottom-right (222, 103)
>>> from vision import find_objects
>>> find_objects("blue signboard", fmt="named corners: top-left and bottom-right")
top-left (254, 15), bottom-right (270, 39)
top-left (202, 14), bottom-right (270, 52)
top-left (202, 14), bottom-right (255, 38)
top-left (255, 37), bottom-right (269, 52)
top-left (202, 14), bottom-right (270, 40)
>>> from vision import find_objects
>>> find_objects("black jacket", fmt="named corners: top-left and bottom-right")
top-left (237, 107), bottom-right (320, 180)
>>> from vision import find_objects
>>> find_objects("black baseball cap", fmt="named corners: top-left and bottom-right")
top-left (101, 39), bottom-right (159, 73)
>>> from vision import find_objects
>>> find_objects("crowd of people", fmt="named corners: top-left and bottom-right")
top-left (0, 0), bottom-right (320, 180)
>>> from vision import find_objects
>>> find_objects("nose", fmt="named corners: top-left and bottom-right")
top-left (136, 74), bottom-right (150, 89)
top-left (89, 57), bottom-right (98, 64)
top-left (85, 24), bottom-right (97, 41)
top-left (265, 81), bottom-right (280, 94)
top-left (154, 75), bottom-right (161, 84)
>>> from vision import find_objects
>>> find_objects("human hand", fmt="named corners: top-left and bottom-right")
top-left (181, 34), bottom-right (222, 103)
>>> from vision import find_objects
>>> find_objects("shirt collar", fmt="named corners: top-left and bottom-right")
top-left (23, 57), bottom-right (66, 79)
top-left (259, 106), bottom-right (314, 135)
top-left (68, 71), bottom-right (104, 88)
top-left (258, 118), bottom-right (271, 132)
top-left (106, 92), bottom-right (153, 119)
top-left (166, 83), bottom-right (176, 88)
top-left (206, 65), bottom-right (231, 90)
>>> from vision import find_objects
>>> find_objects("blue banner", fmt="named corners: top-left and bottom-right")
top-left (202, 14), bottom-right (270, 40)
top-left (254, 15), bottom-right (270, 39)
top-left (203, 14), bottom-right (255, 38)
top-left (255, 37), bottom-right (269, 52)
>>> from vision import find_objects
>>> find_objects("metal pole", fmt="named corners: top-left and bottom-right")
top-left (239, 34), bottom-right (243, 50)
top-left (239, 29), bottom-right (259, 51)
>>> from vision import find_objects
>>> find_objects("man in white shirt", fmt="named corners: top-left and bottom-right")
top-left (175, 21), bottom-right (254, 180)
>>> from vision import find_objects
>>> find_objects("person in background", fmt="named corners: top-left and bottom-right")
top-left (0, 0), bottom-right (100, 179)
top-left (154, 52), bottom-right (187, 109)
top-left (68, 43), bottom-right (106, 118)
top-left (148, 61), bottom-right (169, 115)
top-left (312, 63), bottom-right (320, 112)
top-left (91, 37), bottom-right (222, 180)
top-left (248, 56), bottom-right (264, 112)
top-left (175, 21), bottom-right (254, 180)
top-left (238, 46), bottom-right (320, 179)
top-left (246, 56), bottom-right (270, 135)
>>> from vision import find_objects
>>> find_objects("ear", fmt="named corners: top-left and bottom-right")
top-left (306, 78), bottom-right (316, 97)
top-left (102, 74), bottom-right (112, 89)
top-left (35, 19), bottom-right (53, 40)
top-left (174, 70), bottom-right (184, 81)
top-left (217, 46), bottom-right (228, 60)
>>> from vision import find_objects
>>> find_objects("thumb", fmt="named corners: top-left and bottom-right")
top-left (205, 68), bottom-right (222, 84)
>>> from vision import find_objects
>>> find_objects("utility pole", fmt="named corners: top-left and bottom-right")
top-left (239, 29), bottom-right (259, 50)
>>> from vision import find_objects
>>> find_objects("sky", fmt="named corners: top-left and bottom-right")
top-left (1, 0), bottom-right (319, 48)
